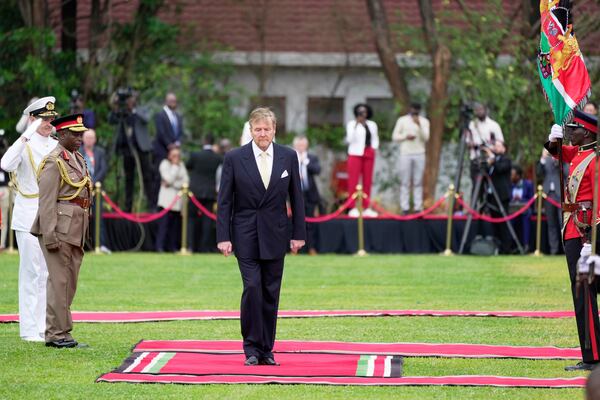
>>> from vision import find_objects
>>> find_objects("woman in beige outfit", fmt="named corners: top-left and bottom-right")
top-left (155, 146), bottom-right (189, 252)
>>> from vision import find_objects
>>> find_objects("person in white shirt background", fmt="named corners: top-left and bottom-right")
top-left (345, 103), bottom-right (379, 218)
top-left (392, 102), bottom-right (430, 214)
top-left (0, 97), bottom-right (59, 342)
top-left (465, 102), bottom-right (505, 185)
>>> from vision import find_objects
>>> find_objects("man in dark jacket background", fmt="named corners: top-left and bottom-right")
top-left (187, 134), bottom-right (222, 252)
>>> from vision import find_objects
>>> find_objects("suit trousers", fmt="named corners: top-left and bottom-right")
top-left (489, 199), bottom-right (512, 254)
top-left (545, 192), bottom-right (563, 254)
top-left (123, 151), bottom-right (155, 212)
top-left (564, 238), bottom-right (600, 363)
top-left (303, 194), bottom-right (318, 251)
top-left (40, 239), bottom-right (83, 342)
top-left (155, 209), bottom-right (181, 252)
top-left (347, 147), bottom-right (375, 209)
top-left (399, 153), bottom-right (425, 212)
top-left (16, 231), bottom-right (48, 339)
top-left (237, 257), bottom-right (284, 358)
top-left (189, 198), bottom-right (216, 252)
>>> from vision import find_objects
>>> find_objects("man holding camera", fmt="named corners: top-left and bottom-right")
top-left (465, 103), bottom-right (505, 185)
top-left (392, 103), bottom-right (430, 214)
top-left (109, 90), bottom-right (155, 212)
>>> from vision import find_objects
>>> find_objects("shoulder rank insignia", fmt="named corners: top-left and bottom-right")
top-left (61, 150), bottom-right (70, 161)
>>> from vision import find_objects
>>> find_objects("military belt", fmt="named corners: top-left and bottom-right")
top-left (59, 197), bottom-right (91, 210)
top-left (563, 201), bottom-right (593, 213)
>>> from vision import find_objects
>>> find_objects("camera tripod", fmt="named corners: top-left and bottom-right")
top-left (458, 166), bottom-right (525, 255)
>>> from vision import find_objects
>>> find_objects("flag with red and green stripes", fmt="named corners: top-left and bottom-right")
top-left (355, 355), bottom-right (403, 378)
top-left (538, 0), bottom-right (591, 125)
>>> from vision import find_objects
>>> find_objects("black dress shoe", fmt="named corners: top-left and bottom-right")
top-left (260, 357), bottom-right (279, 366)
top-left (45, 339), bottom-right (78, 348)
top-left (565, 361), bottom-right (597, 371)
top-left (244, 356), bottom-right (259, 366)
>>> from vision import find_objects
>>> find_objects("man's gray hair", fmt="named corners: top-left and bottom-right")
top-left (249, 107), bottom-right (277, 128)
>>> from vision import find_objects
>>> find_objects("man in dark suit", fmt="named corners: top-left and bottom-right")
top-left (187, 134), bottom-right (222, 252)
top-left (109, 91), bottom-right (155, 212)
top-left (293, 136), bottom-right (321, 255)
top-left (510, 165), bottom-right (534, 252)
top-left (483, 141), bottom-right (512, 253)
top-left (153, 93), bottom-right (184, 164)
top-left (80, 129), bottom-right (110, 253)
top-left (217, 107), bottom-right (306, 366)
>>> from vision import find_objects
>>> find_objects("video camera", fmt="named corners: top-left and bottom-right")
top-left (114, 87), bottom-right (135, 115)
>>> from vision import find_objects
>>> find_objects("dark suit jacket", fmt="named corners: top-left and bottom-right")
top-left (488, 155), bottom-right (512, 202)
top-left (109, 108), bottom-right (153, 154)
top-left (511, 179), bottom-right (534, 203)
top-left (186, 148), bottom-right (223, 200)
top-left (217, 142), bottom-right (306, 260)
top-left (302, 153), bottom-right (321, 204)
top-left (153, 109), bottom-right (184, 161)
top-left (81, 145), bottom-right (108, 183)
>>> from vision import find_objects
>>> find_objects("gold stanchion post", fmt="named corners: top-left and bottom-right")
top-left (94, 182), bottom-right (102, 254)
top-left (7, 181), bottom-right (16, 254)
top-left (443, 184), bottom-right (456, 256)
top-left (534, 185), bottom-right (544, 257)
top-left (179, 184), bottom-right (191, 256)
top-left (355, 184), bottom-right (367, 257)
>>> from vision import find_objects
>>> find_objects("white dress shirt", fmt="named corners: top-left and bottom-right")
top-left (163, 105), bottom-right (179, 134)
top-left (467, 117), bottom-right (504, 160)
top-left (0, 132), bottom-right (58, 231)
top-left (252, 140), bottom-right (273, 183)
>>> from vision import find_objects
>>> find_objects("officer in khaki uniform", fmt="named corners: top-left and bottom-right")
top-left (30, 114), bottom-right (92, 348)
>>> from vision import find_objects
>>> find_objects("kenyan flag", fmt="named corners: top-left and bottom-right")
top-left (355, 355), bottom-right (403, 378)
top-left (538, 0), bottom-right (591, 125)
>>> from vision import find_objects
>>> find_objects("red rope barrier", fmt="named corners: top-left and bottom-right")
top-left (102, 192), bottom-right (181, 223)
top-left (370, 195), bottom-right (448, 221)
top-left (188, 194), bottom-right (217, 221)
top-left (305, 197), bottom-right (355, 223)
top-left (455, 195), bottom-right (537, 223)
top-left (545, 195), bottom-right (562, 208)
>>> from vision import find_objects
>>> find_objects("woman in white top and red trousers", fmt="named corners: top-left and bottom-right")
top-left (345, 103), bottom-right (379, 217)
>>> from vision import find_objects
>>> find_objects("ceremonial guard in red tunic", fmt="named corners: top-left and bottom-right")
top-left (545, 110), bottom-right (600, 371)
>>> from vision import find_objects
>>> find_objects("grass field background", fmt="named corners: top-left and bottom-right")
top-left (0, 253), bottom-right (588, 399)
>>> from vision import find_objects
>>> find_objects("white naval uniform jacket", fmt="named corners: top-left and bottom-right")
top-left (0, 132), bottom-right (58, 232)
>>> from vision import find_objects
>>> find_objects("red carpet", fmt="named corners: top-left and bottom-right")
top-left (112, 351), bottom-right (403, 378)
top-left (134, 339), bottom-right (581, 360)
top-left (97, 372), bottom-right (586, 388)
top-left (0, 309), bottom-right (577, 323)
top-left (97, 341), bottom-right (585, 388)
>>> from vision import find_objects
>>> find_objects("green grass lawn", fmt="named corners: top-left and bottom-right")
top-left (0, 253), bottom-right (587, 399)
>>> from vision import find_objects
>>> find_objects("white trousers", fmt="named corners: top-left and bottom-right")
top-left (399, 153), bottom-right (426, 211)
top-left (16, 230), bottom-right (48, 339)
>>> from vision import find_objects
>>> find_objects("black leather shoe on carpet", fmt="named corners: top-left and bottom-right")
top-left (564, 361), bottom-right (597, 371)
top-left (244, 356), bottom-right (259, 366)
top-left (45, 339), bottom-right (78, 348)
top-left (260, 357), bottom-right (279, 366)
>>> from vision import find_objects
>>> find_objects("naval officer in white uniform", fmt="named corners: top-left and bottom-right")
top-left (1, 97), bottom-right (58, 341)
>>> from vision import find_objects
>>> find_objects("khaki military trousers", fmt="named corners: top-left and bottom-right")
top-left (39, 239), bottom-right (83, 342)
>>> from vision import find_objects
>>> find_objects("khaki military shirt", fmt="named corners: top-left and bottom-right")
top-left (30, 144), bottom-right (92, 248)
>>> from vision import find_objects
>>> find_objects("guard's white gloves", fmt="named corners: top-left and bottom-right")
top-left (548, 124), bottom-right (563, 142)
top-left (587, 255), bottom-right (600, 275)
top-left (581, 243), bottom-right (592, 258)
top-left (21, 118), bottom-right (42, 141)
